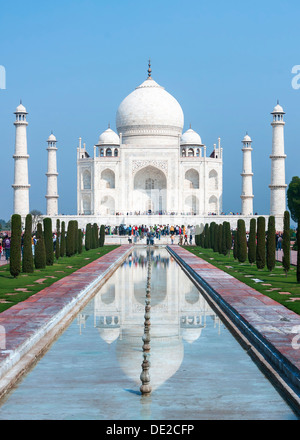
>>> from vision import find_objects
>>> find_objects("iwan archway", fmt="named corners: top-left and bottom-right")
top-left (133, 166), bottom-right (167, 214)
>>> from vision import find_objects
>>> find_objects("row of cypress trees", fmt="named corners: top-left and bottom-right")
top-left (84, 223), bottom-right (105, 251)
top-left (9, 215), bottom-right (106, 278)
top-left (195, 211), bottom-right (291, 274)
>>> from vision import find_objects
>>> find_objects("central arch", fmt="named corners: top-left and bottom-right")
top-left (133, 166), bottom-right (167, 214)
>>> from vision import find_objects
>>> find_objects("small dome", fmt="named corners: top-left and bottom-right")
top-left (180, 128), bottom-right (202, 146)
top-left (272, 103), bottom-right (285, 114)
top-left (242, 134), bottom-right (252, 142)
top-left (15, 103), bottom-right (27, 113)
top-left (181, 327), bottom-right (203, 344)
top-left (98, 327), bottom-right (120, 345)
top-left (47, 133), bottom-right (56, 142)
top-left (97, 127), bottom-right (120, 146)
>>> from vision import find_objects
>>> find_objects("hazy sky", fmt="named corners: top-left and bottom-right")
top-left (0, 0), bottom-right (299, 221)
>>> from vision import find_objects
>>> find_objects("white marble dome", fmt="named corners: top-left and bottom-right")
top-left (47, 133), bottom-right (57, 142)
top-left (272, 103), bottom-right (285, 114)
top-left (97, 127), bottom-right (120, 146)
top-left (15, 103), bottom-right (27, 113)
top-left (116, 76), bottom-right (184, 141)
top-left (181, 128), bottom-right (202, 146)
top-left (242, 134), bottom-right (252, 142)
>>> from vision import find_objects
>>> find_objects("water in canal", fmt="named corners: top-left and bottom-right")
top-left (0, 247), bottom-right (298, 420)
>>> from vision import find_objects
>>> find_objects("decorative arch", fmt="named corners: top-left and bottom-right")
top-left (101, 169), bottom-right (115, 189)
top-left (82, 194), bottom-right (91, 214)
top-left (209, 169), bottom-right (218, 190)
top-left (100, 195), bottom-right (115, 215)
top-left (185, 169), bottom-right (199, 189)
top-left (184, 195), bottom-right (199, 215)
top-left (208, 195), bottom-right (218, 214)
top-left (82, 169), bottom-right (91, 190)
top-left (106, 148), bottom-right (112, 157)
top-left (133, 165), bottom-right (167, 214)
top-left (188, 148), bottom-right (194, 157)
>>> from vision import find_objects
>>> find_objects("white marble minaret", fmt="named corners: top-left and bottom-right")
top-left (240, 133), bottom-right (254, 215)
top-left (45, 133), bottom-right (59, 216)
top-left (269, 102), bottom-right (287, 216)
top-left (12, 102), bottom-right (30, 216)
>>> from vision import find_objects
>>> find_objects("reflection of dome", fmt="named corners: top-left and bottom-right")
top-left (180, 128), bottom-right (202, 146)
top-left (116, 335), bottom-right (184, 391)
top-left (97, 127), bottom-right (120, 146)
top-left (98, 327), bottom-right (120, 344)
top-left (181, 327), bottom-right (203, 344)
top-left (116, 76), bottom-right (184, 140)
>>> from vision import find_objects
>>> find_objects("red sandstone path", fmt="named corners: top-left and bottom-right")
top-left (0, 245), bottom-right (132, 372)
top-left (276, 249), bottom-right (297, 266)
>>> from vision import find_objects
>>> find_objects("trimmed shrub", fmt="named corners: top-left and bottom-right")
top-left (237, 219), bottom-right (247, 263)
top-left (266, 216), bottom-right (276, 272)
top-left (210, 222), bottom-right (216, 250)
top-left (282, 211), bottom-right (290, 277)
top-left (221, 222), bottom-right (228, 256)
top-left (218, 224), bottom-right (223, 254)
top-left (225, 222), bottom-right (232, 256)
top-left (60, 221), bottom-right (66, 258)
top-left (43, 218), bottom-right (54, 266)
top-left (34, 223), bottom-right (46, 269)
top-left (22, 214), bottom-right (34, 273)
top-left (213, 225), bottom-right (219, 253)
top-left (204, 224), bottom-right (210, 249)
top-left (85, 223), bottom-right (91, 251)
top-left (78, 229), bottom-right (83, 254)
top-left (99, 224), bottom-right (105, 247)
top-left (55, 219), bottom-right (60, 261)
top-left (233, 230), bottom-right (238, 260)
top-left (248, 218), bottom-right (256, 265)
top-left (66, 220), bottom-right (75, 257)
top-left (74, 220), bottom-right (78, 254)
top-left (10, 214), bottom-right (22, 278)
top-left (256, 216), bottom-right (266, 269)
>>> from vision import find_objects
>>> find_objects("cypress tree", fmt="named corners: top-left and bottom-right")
top-left (43, 218), bottom-right (54, 266)
top-left (210, 222), bottom-right (216, 250)
top-left (10, 214), bottom-right (22, 278)
top-left (237, 219), bottom-right (247, 263)
top-left (213, 225), bottom-right (219, 253)
top-left (248, 218), bottom-right (256, 265)
top-left (85, 223), bottom-right (91, 251)
top-left (34, 223), bottom-right (46, 269)
top-left (22, 214), bottom-right (34, 273)
top-left (199, 231), bottom-right (204, 248)
top-left (74, 220), bottom-right (78, 254)
top-left (99, 224), bottom-right (105, 247)
top-left (91, 223), bottom-right (97, 249)
top-left (266, 216), bottom-right (276, 272)
top-left (225, 222), bottom-right (232, 256)
top-left (218, 224), bottom-right (223, 254)
top-left (60, 221), bottom-right (66, 258)
top-left (256, 216), bottom-right (266, 269)
top-left (55, 219), bottom-right (60, 261)
top-left (78, 229), bottom-right (83, 254)
top-left (66, 221), bottom-right (74, 256)
top-left (221, 222), bottom-right (227, 256)
top-left (282, 211), bottom-right (290, 277)
top-left (233, 230), bottom-right (238, 260)
top-left (204, 224), bottom-right (209, 248)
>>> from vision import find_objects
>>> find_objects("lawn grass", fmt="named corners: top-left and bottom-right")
top-left (185, 246), bottom-right (300, 315)
top-left (0, 245), bottom-right (119, 314)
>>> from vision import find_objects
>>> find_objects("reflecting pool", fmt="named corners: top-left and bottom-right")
top-left (0, 247), bottom-right (298, 420)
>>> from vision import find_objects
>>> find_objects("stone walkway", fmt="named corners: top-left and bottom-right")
top-left (0, 245), bottom-right (132, 397)
top-left (276, 249), bottom-right (297, 266)
top-left (168, 245), bottom-right (300, 409)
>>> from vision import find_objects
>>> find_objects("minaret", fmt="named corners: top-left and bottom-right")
top-left (12, 102), bottom-right (30, 216)
top-left (45, 133), bottom-right (59, 216)
top-left (240, 133), bottom-right (254, 215)
top-left (269, 102), bottom-right (287, 216)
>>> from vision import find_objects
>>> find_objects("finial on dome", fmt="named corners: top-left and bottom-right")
top-left (147, 59), bottom-right (152, 78)
top-left (108, 122), bottom-right (110, 129)
top-left (189, 123), bottom-right (191, 129)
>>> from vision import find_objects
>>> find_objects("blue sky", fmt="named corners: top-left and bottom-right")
top-left (0, 0), bottom-right (299, 221)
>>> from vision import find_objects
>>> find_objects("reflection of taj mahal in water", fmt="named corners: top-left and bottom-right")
top-left (76, 248), bottom-right (221, 390)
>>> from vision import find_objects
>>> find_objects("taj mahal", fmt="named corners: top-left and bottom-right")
top-left (12, 62), bottom-right (287, 231)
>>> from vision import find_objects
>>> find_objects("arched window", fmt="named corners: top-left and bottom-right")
top-left (106, 148), bottom-right (112, 157)
top-left (196, 148), bottom-right (200, 157)
top-left (185, 169), bottom-right (199, 189)
top-left (101, 169), bottom-right (115, 189)
top-left (182, 149), bottom-right (186, 157)
top-left (100, 148), bottom-right (104, 157)
top-left (114, 148), bottom-right (118, 157)
top-left (209, 170), bottom-right (218, 190)
top-left (188, 148), bottom-right (194, 157)
top-left (82, 170), bottom-right (91, 189)
top-left (145, 178), bottom-right (154, 190)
